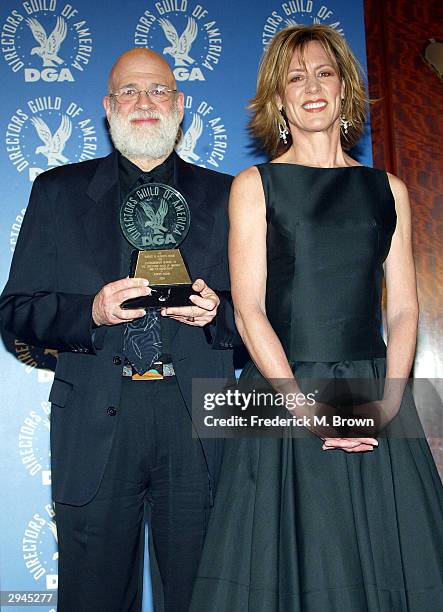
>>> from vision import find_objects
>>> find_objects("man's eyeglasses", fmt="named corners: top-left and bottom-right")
top-left (109, 85), bottom-right (178, 104)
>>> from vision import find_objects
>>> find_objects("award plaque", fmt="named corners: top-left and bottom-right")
top-left (120, 182), bottom-right (192, 308)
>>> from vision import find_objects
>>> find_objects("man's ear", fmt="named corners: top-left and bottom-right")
top-left (176, 91), bottom-right (185, 122)
top-left (103, 95), bottom-right (112, 122)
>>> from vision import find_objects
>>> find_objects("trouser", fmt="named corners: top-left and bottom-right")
top-left (55, 376), bottom-right (212, 612)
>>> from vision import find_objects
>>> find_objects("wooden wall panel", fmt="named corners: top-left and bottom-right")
top-left (365, 0), bottom-right (443, 474)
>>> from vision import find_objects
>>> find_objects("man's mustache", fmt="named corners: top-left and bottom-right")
top-left (127, 111), bottom-right (162, 121)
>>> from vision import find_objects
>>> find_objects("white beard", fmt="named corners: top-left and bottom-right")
top-left (109, 102), bottom-right (181, 161)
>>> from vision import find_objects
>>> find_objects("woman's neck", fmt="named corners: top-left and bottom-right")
top-left (278, 127), bottom-right (356, 168)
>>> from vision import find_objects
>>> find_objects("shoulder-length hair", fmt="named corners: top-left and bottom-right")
top-left (249, 25), bottom-right (369, 157)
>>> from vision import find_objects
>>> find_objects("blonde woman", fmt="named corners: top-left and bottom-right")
top-left (190, 25), bottom-right (443, 611)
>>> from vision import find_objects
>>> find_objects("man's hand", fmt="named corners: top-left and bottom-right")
top-left (92, 278), bottom-right (150, 326)
top-left (160, 279), bottom-right (220, 327)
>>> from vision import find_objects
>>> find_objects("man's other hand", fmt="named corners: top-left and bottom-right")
top-left (160, 279), bottom-right (219, 326)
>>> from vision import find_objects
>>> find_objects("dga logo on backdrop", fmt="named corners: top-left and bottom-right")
top-left (14, 339), bottom-right (57, 383)
top-left (176, 95), bottom-right (228, 168)
top-left (262, 1), bottom-right (344, 48)
top-left (22, 504), bottom-right (58, 590)
top-left (5, 96), bottom-right (97, 182)
top-left (1, 1), bottom-right (93, 82)
top-left (134, 1), bottom-right (222, 81)
top-left (19, 401), bottom-right (51, 486)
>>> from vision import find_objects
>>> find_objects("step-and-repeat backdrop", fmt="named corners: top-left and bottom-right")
top-left (0, 1), bottom-right (369, 610)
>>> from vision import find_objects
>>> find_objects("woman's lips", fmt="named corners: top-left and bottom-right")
top-left (302, 100), bottom-right (328, 112)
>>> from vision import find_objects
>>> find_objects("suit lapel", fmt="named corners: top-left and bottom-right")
top-left (83, 151), bottom-right (123, 285)
top-left (169, 154), bottom-right (217, 341)
top-left (174, 154), bottom-right (215, 275)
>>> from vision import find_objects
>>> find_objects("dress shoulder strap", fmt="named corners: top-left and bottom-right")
top-left (255, 163), bottom-right (271, 209)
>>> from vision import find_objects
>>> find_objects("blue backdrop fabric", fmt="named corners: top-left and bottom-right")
top-left (0, 1), bottom-right (369, 610)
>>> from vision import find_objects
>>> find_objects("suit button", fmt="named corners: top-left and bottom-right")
top-left (113, 356), bottom-right (122, 365)
top-left (107, 406), bottom-right (117, 416)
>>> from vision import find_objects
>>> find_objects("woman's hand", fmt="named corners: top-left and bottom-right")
top-left (322, 437), bottom-right (379, 452)
top-left (287, 400), bottom-right (380, 452)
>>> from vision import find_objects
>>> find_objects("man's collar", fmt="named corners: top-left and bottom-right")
top-left (118, 151), bottom-right (175, 190)
top-left (85, 149), bottom-right (205, 207)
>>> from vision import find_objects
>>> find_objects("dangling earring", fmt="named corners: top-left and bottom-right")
top-left (340, 114), bottom-right (350, 135)
top-left (279, 121), bottom-right (289, 144)
top-left (278, 108), bottom-right (289, 144)
top-left (339, 100), bottom-right (350, 136)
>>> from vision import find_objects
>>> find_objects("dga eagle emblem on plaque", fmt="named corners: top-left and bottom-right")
top-left (120, 182), bottom-right (192, 308)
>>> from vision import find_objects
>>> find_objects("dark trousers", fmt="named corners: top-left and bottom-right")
top-left (55, 376), bottom-right (212, 612)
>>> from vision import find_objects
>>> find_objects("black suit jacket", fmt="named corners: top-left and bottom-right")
top-left (0, 151), bottom-right (236, 505)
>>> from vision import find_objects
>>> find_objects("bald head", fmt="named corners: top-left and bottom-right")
top-left (108, 48), bottom-right (176, 94)
top-left (103, 47), bottom-right (184, 168)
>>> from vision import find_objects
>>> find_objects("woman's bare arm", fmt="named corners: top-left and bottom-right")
top-left (383, 174), bottom-right (419, 408)
top-left (229, 166), bottom-right (294, 380)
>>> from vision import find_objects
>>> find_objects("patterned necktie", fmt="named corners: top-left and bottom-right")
top-left (124, 307), bottom-right (162, 374)
top-left (123, 174), bottom-right (163, 374)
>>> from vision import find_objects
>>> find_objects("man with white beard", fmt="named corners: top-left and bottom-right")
top-left (0, 49), bottom-right (236, 612)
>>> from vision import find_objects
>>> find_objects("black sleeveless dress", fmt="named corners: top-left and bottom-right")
top-left (189, 164), bottom-right (443, 611)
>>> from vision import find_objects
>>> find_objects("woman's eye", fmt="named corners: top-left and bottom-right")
top-left (319, 71), bottom-right (333, 78)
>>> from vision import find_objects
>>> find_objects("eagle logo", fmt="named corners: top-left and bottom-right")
top-left (140, 199), bottom-right (169, 233)
top-left (158, 17), bottom-right (198, 66)
top-left (30, 115), bottom-right (72, 167)
top-left (176, 113), bottom-right (203, 163)
top-left (26, 16), bottom-right (67, 67)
